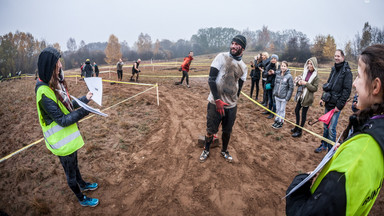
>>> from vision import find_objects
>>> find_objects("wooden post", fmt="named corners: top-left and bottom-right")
top-left (156, 83), bottom-right (159, 106)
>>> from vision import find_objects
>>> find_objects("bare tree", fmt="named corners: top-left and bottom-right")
top-left (67, 37), bottom-right (77, 52)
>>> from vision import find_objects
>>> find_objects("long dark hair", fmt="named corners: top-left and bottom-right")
top-left (49, 62), bottom-right (69, 102)
top-left (342, 44), bottom-right (384, 141)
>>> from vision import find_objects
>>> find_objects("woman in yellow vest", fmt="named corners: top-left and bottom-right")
top-left (286, 44), bottom-right (384, 215)
top-left (35, 47), bottom-right (99, 207)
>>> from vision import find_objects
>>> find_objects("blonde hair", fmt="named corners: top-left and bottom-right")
top-left (262, 52), bottom-right (269, 58)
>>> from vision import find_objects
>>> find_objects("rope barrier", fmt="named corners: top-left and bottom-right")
top-left (0, 83), bottom-right (158, 163)
top-left (241, 91), bottom-right (336, 146)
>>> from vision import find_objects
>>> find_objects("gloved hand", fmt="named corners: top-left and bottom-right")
top-left (215, 99), bottom-right (229, 116)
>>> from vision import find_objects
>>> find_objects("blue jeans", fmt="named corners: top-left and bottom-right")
top-left (321, 107), bottom-right (341, 150)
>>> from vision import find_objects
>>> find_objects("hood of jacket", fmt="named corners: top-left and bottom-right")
top-left (304, 57), bottom-right (318, 73)
top-left (35, 78), bottom-right (49, 94)
top-left (38, 47), bottom-right (61, 84)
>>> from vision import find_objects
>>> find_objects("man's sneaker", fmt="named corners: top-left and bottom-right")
top-left (80, 182), bottom-right (98, 192)
top-left (199, 150), bottom-right (209, 162)
top-left (221, 151), bottom-right (233, 162)
top-left (275, 122), bottom-right (283, 129)
top-left (271, 121), bottom-right (278, 128)
top-left (79, 196), bottom-right (99, 207)
top-left (314, 144), bottom-right (327, 153)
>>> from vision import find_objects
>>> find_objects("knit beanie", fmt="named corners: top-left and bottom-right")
top-left (271, 54), bottom-right (279, 61)
top-left (38, 47), bottom-right (61, 83)
top-left (232, 35), bottom-right (247, 49)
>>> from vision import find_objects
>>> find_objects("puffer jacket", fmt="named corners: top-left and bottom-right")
top-left (324, 61), bottom-right (353, 111)
top-left (261, 58), bottom-right (271, 80)
top-left (273, 69), bottom-right (294, 101)
top-left (251, 60), bottom-right (262, 80)
top-left (84, 61), bottom-right (93, 77)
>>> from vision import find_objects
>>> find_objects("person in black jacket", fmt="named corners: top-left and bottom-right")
top-left (250, 54), bottom-right (262, 100)
top-left (315, 49), bottom-right (352, 153)
top-left (259, 52), bottom-right (270, 106)
top-left (35, 47), bottom-right (99, 207)
top-left (93, 62), bottom-right (99, 77)
top-left (263, 54), bottom-right (279, 119)
top-left (83, 59), bottom-right (93, 78)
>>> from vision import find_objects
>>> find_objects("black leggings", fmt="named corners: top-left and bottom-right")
top-left (180, 70), bottom-right (189, 85)
top-left (295, 99), bottom-right (309, 128)
top-left (250, 78), bottom-right (260, 99)
top-left (117, 70), bottom-right (123, 80)
top-left (59, 151), bottom-right (86, 201)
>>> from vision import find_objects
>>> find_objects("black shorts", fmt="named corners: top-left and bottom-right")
top-left (132, 70), bottom-right (139, 75)
top-left (206, 102), bottom-right (237, 135)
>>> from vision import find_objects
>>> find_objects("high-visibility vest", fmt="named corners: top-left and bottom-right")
top-left (36, 85), bottom-right (84, 156)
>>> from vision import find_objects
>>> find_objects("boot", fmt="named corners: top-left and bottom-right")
top-left (292, 129), bottom-right (302, 137)
top-left (291, 127), bottom-right (298, 133)
top-left (267, 114), bottom-right (274, 119)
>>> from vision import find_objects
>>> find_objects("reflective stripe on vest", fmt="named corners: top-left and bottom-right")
top-left (44, 130), bottom-right (81, 149)
top-left (36, 84), bottom-right (84, 156)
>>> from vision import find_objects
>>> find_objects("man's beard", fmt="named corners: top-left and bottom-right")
top-left (230, 48), bottom-right (242, 56)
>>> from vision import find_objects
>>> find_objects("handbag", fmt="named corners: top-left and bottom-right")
top-left (266, 83), bottom-right (272, 90)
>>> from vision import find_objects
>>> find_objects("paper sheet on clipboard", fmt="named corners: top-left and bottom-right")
top-left (71, 95), bottom-right (108, 117)
top-left (84, 77), bottom-right (103, 106)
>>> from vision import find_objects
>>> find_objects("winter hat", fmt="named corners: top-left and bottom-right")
top-left (232, 35), bottom-right (247, 49)
top-left (271, 54), bottom-right (279, 61)
top-left (38, 47), bottom-right (61, 83)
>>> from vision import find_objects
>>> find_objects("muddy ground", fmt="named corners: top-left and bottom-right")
top-left (0, 61), bottom-right (383, 215)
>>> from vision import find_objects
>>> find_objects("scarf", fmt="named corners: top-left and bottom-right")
top-left (55, 82), bottom-right (74, 112)
top-left (229, 51), bottom-right (242, 61)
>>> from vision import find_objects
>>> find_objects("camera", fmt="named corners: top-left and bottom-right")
top-left (322, 83), bottom-right (332, 92)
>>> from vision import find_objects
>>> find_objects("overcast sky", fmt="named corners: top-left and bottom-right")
top-left (1, 0), bottom-right (383, 51)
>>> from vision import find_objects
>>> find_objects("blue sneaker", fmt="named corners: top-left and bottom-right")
top-left (314, 144), bottom-right (327, 153)
top-left (199, 150), bottom-right (209, 162)
top-left (80, 182), bottom-right (98, 192)
top-left (79, 196), bottom-right (99, 207)
top-left (221, 151), bottom-right (233, 162)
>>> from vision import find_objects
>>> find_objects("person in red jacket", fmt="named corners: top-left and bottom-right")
top-left (176, 51), bottom-right (194, 88)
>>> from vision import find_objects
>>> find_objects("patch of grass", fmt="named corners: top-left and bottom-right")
top-left (120, 144), bottom-right (128, 150)
top-left (275, 135), bottom-right (283, 141)
top-left (265, 131), bottom-right (274, 136)
top-left (138, 124), bottom-right (149, 134)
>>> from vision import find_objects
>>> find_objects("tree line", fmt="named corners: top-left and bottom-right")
top-left (1, 22), bottom-right (383, 77)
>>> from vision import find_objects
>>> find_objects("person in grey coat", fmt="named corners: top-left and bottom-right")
top-left (272, 61), bottom-right (293, 129)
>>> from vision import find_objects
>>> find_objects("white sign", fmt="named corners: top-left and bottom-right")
top-left (84, 77), bottom-right (103, 106)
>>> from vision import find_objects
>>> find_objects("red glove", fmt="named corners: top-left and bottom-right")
top-left (215, 99), bottom-right (229, 116)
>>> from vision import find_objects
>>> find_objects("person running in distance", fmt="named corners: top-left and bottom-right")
top-left (117, 58), bottom-right (124, 81)
top-left (130, 59), bottom-right (141, 82)
top-left (176, 51), bottom-right (194, 88)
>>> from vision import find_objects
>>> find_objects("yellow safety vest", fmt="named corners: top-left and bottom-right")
top-left (36, 85), bottom-right (84, 156)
